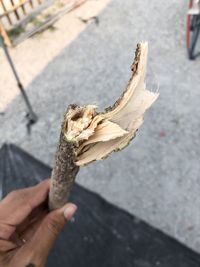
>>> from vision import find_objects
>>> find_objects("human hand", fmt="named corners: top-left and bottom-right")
top-left (0, 179), bottom-right (77, 267)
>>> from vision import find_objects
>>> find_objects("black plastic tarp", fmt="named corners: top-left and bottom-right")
top-left (0, 143), bottom-right (200, 267)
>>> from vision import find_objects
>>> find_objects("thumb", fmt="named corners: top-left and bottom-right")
top-left (29, 203), bottom-right (77, 262)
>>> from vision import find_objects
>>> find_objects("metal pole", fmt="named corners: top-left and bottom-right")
top-left (0, 34), bottom-right (37, 132)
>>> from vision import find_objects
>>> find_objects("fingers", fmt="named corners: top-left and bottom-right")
top-left (0, 240), bottom-right (17, 252)
top-left (16, 208), bottom-right (47, 243)
top-left (0, 223), bottom-right (15, 240)
top-left (0, 179), bottom-right (50, 226)
top-left (5, 203), bottom-right (76, 267)
top-left (27, 203), bottom-right (77, 259)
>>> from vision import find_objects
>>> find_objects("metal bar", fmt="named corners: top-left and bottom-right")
top-left (29, 0), bottom-right (34, 8)
top-left (1, 1), bottom-right (12, 25)
top-left (0, 34), bottom-right (37, 130)
top-left (0, 0), bottom-right (29, 18)
top-left (10, 0), bottom-right (20, 20)
top-left (20, 0), bottom-right (27, 15)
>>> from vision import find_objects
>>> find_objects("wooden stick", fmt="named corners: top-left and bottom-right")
top-left (0, 21), bottom-right (12, 46)
top-left (49, 42), bottom-right (159, 210)
top-left (49, 115), bottom-right (79, 210)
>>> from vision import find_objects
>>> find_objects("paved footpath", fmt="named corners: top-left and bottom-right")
top-left (1, 0), bottom-right (200, 252)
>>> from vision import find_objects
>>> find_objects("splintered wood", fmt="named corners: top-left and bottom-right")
top-left (49, 42), bottom-right (159, 210)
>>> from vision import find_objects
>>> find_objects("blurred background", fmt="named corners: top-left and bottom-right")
top-left (1, 0), bottom-right (200, 255)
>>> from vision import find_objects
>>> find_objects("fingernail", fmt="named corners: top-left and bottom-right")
top-left (64, 205), bottom-right (77, 220)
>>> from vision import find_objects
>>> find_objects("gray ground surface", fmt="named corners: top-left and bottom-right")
top-left (1, 0), bottom-right (200, 252)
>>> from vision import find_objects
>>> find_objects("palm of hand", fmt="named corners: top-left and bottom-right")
top-left (0, 180), bottom-right (76, 267)
top-left (0, 181), bottom-right (51, 267)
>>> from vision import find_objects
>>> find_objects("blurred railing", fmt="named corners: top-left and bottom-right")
top-left (0, 0), bottom-right (86, 46)
top-left (0, 0), bottom-right (43, 46)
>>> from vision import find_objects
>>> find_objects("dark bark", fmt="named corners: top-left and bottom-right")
top-left (49, 128), bottom-right (79, 210)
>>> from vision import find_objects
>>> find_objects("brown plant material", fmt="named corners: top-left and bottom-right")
top-left (49, 42), bottom-right (159, 210)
